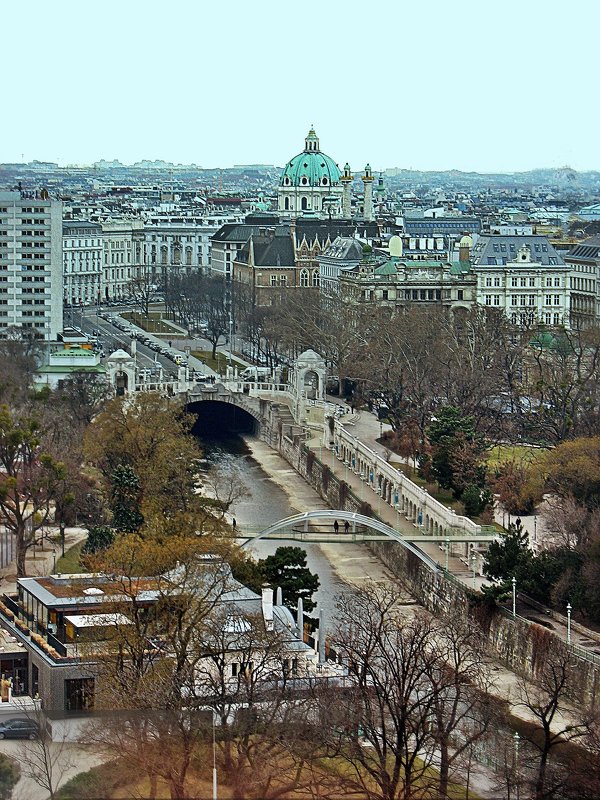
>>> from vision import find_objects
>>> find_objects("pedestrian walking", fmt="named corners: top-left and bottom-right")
top-left (232, 517), bottom-right (237, 530)
top-left (344, 520), bottom-right (350, 534)
top-left (333, 520), bottom-right (339, 534)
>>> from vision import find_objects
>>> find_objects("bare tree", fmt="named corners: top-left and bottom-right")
top-left (20, 709), bottom-right (75, 800)
top-left (516, 651), bottom-right (593, 800)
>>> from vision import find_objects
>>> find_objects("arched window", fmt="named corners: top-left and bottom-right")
top-left (301, 197), bottom-right (308, 210)
top-left (300, 269), bottom-right (309, 287)
top-left (161, 246), bottom-right (168, 265)
top-left (284, 197), bottom-right (289, 210)
top-left (312, 269), bottom-right (320, 287)
top-left (186, 247), bottom-right (192, 266)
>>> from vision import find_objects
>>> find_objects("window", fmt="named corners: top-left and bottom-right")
top-left (545, 295), bottom-right (552, 305)
top-left (529, 277), bottom-right (535, 287)
top-left (554, 277), bottom-right (560, 287)
top-left (485, 276), bottom-right (492, 287)
top-left (511, 277), bottom-right (518, 287)
top-left (494, 276), bottom-right (500, 287)
top-left (493, 295), bottom-right (500, 306)
top-left (485, 294), bottom-right (492, 305)
top-left (553, 312), bottom-right (560, 325)
top-left (270, 275), bottom-right (277, 286)
top-left (520, 277), bottom-right (526, 287)
top-left (554, 295), bottom-right (560, 305)
top-left (312, 270), bottom-right (319, 287)
top-left (300, 269), bottom-right (309, 287)
top-left (64, 678), bottom-right (94, 712)
top-left (511, 295), bottom-right (518, 306)
top-left (457, 290), bottom-right (464, 300)
top-left (528, 295), bottom-right (535, 306)
top-left (546, 277), bottom-right (552, 287)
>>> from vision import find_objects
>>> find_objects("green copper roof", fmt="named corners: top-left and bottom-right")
top-left (280, 151), bottom-right (341, 187)
top-left (374, 258), bottom-right (399, 276)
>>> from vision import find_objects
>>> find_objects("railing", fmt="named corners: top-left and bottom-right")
top-left (496, 604), bottom-right (600, 666)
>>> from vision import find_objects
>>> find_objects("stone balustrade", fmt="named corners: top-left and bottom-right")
top-left (333, 421), bottom-right (481, 542)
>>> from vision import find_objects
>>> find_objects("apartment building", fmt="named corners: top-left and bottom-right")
top-left (62, 220), bottom-right (103, 305)
top-left (0, 191), bottom-right (63, 339)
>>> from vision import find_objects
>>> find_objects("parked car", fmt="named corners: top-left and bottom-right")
top-left (0, 718), bottom-right (39, 740)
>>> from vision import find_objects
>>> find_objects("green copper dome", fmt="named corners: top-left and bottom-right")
top-left (280, 128), bottom-right (341, 188)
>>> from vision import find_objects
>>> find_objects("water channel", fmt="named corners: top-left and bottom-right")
top-left (196, 430), bottom-right (394, 620)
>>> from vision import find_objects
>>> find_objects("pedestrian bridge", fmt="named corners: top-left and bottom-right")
top-left (239, 510), bottom-right (499, 574)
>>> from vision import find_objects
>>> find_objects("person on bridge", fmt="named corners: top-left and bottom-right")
top-left (344, 520), bottom-right (350, 534)
top-left (333, 520), bottom-right (339, 534)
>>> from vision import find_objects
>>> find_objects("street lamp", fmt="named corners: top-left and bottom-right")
top-left (228, 315), bottom-right (233, 368)
top-left (512, 576), bottom-right (517, 618)
top-left (567, 602), bottom-right (572, 645)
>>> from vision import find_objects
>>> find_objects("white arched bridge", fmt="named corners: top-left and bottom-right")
top-left (239, 510), bottom-right (500, 575)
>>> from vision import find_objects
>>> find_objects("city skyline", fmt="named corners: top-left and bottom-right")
top-left (4, 0), bottom-right (599, 172)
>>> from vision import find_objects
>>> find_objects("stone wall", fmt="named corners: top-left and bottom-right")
top-left (265, 421), bottom-right (600, 709)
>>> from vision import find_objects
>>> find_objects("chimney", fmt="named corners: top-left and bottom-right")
top-left (275, 586), bottom-right (283, 606)
top-left (262, 585), bottom-right (274, 631)
top-left (296, 597), bottom-right (304, 637)
top-left (317, 609), bottom-right (326, 664)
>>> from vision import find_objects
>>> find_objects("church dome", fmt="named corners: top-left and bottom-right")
top-left (280, 128), bottom-right (341, 189)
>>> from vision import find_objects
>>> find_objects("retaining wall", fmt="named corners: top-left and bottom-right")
top-left (263, 421), bottom-right (600, 708)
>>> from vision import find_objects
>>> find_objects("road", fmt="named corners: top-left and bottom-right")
top-left (77, 306), bottom-right (181, 379)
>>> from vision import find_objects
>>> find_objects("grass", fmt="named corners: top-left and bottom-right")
top-left (55, 541), bottom-right (84, 574)
top-left (487, 443), bottom-right (548, 469)
top-left (191, 349), bottom-right (246, 374)
top-left (57, 749), bottom-right (484, 800)
top-left (122, 311), bottom-right (186, 336)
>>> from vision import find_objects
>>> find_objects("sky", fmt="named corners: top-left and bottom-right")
top-left (3, 0), bottom-right (599, 173)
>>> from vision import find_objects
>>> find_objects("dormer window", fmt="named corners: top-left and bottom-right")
top-left (322, 177), bottom-right (328, 185)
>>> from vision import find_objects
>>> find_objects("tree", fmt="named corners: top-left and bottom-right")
top-left (83, 394), bottom-right (224, 535)
top-left (0, 753), bottom-right (19, 800)
top-left (517, 652), bottom-right (593, 800)
top-left (128, 264), bottom-right (155, 318)
top-left (20, 709), bottom-right (75, 800)
top-left (491, 459), bottom-right (543, 516)
top-left (484, 518), bottom-right (533, 588)
top-left (525, 326), bottom-right (600, 443)
top-left (542, 437), bottom-right (600, 510)
top-left (109, 464), bottom-right (144, 533)
top-left (323, 585), bottom-right (492, 800)
top-left (84, 534), bottom-right (234, 800)
top-left (231, 547), bottom-right (320, 615)
top-left (0, 406), bottom-right (66, 577)
top-left (427, 406), bottom-right (487, 497)
top-left (81, 525), bottom-right (115, 556)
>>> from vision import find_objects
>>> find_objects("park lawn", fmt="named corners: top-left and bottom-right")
top-left (63, 748), bottom-right (484, 800)
top-left (55, 541), bottom-right (84, 574)
top-left (191, 349), bottom-right (247, 374)
top-left (487, 443), bottom-right (548, 470)
top-left (122, 311), bottom-right (186, 336)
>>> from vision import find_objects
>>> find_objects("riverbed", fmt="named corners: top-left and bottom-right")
top-left (200, 432), bottom-right (398, 619)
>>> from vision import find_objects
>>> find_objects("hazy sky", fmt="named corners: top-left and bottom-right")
top-left (4, 0), bottom-right (598, 172)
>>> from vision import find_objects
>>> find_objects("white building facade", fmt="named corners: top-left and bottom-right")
top-left (62, 221), bottom-right (103, 306)
top-left (0, 191), bottom-right (63, 339)
top-left (474, 245), bottom-right (573, 328)
top-left (100, 219), bottom-right (144, 300)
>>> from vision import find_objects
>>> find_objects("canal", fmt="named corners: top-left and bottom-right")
top-left (196, 430), bottom-right (394, 620)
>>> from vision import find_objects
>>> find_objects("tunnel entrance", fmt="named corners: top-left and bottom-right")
top-left (187, 400), bottom-right (258, 439)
